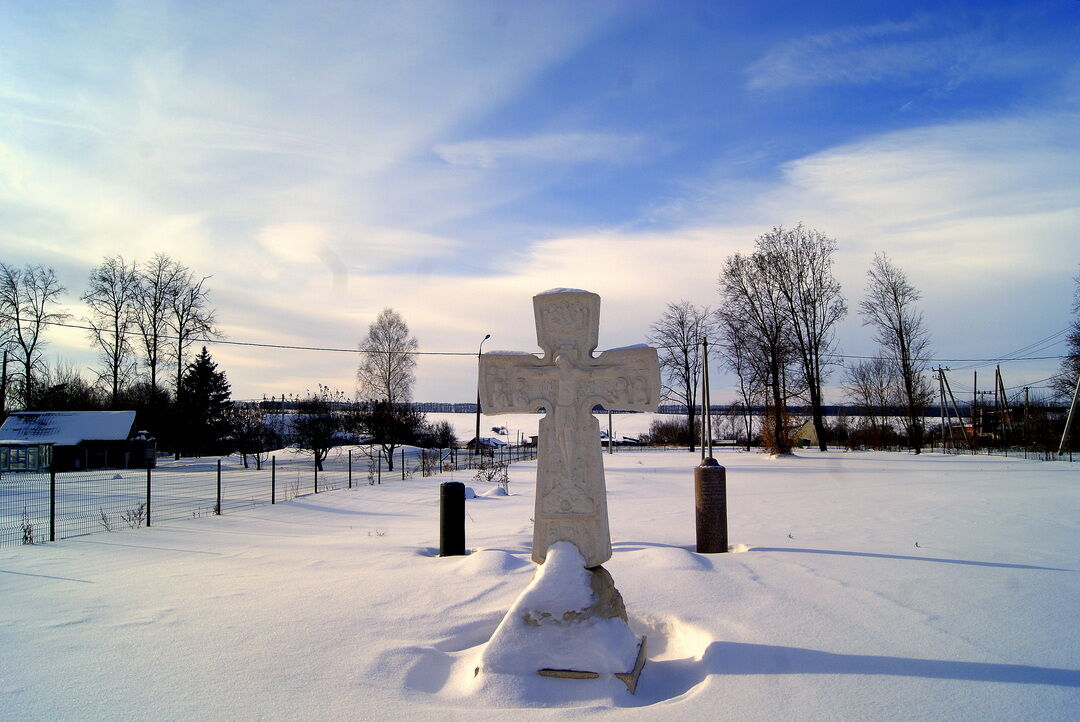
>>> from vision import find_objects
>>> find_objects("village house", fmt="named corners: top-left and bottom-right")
top-left (0, 411), bottom-right (155, 472)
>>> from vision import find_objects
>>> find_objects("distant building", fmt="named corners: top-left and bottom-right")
top-left (465, 436), bottom-right (507, 454)
top-left (793, 421), bottom-right (819, 448)
top-left (0, 411), bottom-right (154, 472)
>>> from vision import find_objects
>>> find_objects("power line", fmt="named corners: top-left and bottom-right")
top-left (38, 319), bottom-right (1076, 364)
top-left (45, 321), bottom-right (476, 356)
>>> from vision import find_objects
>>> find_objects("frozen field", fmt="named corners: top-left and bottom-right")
top-left (1, 448), bottom-right (1077, 719)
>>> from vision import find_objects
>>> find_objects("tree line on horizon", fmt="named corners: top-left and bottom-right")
top-left (2, 238), bottom-right (1078, 460)
top-left (0, 261), bottom-right (449, 465)
top-left (648, 224), bottom-right (1080, 456)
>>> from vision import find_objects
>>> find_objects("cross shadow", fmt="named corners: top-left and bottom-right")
top-left (0, 568), bottom-right (94, 583)
top-left (623, 642), bottom-right (1080, 707)
top-left (749, 547), bottom-right (1071, 571)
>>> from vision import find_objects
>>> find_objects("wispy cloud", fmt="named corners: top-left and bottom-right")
top-left (433, 132), bottom-right (650, 169)
top-left (746, 14), bottom-right (1035, 91)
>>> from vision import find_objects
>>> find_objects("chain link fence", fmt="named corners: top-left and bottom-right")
top-left (0, 443), bottom-right (537, 548)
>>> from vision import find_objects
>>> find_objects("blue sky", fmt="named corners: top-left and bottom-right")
top-left (1, 0), bottom-right (1078, 402)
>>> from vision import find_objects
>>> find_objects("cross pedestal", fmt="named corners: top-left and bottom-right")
top-left (476, 289), bottom-right (660, 693)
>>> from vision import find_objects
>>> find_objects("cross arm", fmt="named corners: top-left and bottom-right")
top-left (586, 346), bottom-right (661, 413)
top-left (479, 352), bottom-right (554, 415)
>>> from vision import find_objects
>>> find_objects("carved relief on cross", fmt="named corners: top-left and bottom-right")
top-left (478, 289), bottom-right (660, 568)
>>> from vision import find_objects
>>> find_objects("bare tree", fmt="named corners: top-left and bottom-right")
top-left (758, 225), bottom-right (846, 451)
top-left (842, 356), bottom-right (898, 448)
top-left (35, 359), bottom-right (104, 410)
top-left (135, 253), bottom-right (183, 395)
top-left (229, 402), bottom-right (277, 470)
top-left (1052, 267), bottom-right (1080, 400)
top-left (168, 266), bottom-right (217, 395)
top-left (716, 312), bottom-right (765, 451)
top-left (357, 308), bottom-right (418, 405)
top-left (859, 253), bottom-right (933, 453)
top-left (0, 263), bottom-right (68, 409)
top-left (718, 250), bottom-right (796, 454)
top-left (291, 386), bottom-right (349, 471)
top-left (648, 301), bottom-right (714, 452)
top-left (82, 256), bottom-right (140, 406)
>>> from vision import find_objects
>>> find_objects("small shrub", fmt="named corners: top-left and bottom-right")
top-left (120, 503), bottom-right (146, 529)
top-left (474, 460), bottom-right (509, 493)
top-left (419, 449), bottom-right (441, 476)
top-left (21, 509), bottom-right (35, 544)
top-left (98, 508), bottom-right (112, 533)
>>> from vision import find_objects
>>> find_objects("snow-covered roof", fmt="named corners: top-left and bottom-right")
top-left (0, 411), bottom-right (137, 446)
top-left (467, 436), bottom-right (508, 447)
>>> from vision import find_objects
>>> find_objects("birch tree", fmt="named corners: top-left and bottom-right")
top-left (356, 308), bottom-right (419, 470)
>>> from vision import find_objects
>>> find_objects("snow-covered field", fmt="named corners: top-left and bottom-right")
top-left (2, 449), bottom-right (1077, 720)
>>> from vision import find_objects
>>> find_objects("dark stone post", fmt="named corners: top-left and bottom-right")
top-left (215, 459), bottom-right (222, 515)
top-left (695, 457), bottom-right (727, 553)
top-left (439, 481), bottom-right (466, 556)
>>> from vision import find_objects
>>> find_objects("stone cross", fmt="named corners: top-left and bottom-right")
top-left (479, 289), bottom-right (660, 568)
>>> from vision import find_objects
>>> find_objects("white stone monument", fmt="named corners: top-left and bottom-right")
top-left (476, 289), bottom-right (660, 692)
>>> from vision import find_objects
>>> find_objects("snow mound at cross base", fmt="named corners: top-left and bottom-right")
top-left (456, 550), bottom-right (531, 576)
top-left (480, 541), bottom-right (640, 675)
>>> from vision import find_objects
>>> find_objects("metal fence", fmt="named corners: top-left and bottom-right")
top-left (0, 443), bottom-right (537, 548)
top-left (924, 442), bottom-right (1074, 462)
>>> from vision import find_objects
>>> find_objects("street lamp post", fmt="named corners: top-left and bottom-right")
top-left (475, 334), bottom-right (490, 455)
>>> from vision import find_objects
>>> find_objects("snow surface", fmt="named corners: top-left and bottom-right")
top-left (480, 541), bottom-right (640, 676)
top-left (536, 288), bottom-right (593, 296)
top-left (2, 449), bottom-right (1078, 719)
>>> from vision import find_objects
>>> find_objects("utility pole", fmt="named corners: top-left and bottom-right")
top-left (1023, 386), bottom-right (1030, 449)
top-left (608, 410), bottom-right (613, 455)
top-left (972, 370), bottom-right (979, 450)
top-left (1058, 375), bottom-right (1080, 456)
top-left (942, 371), bottom-right (972, 451)
top-left (475, 333), bottom-right (490, 456)
top-left (937, 367), bottom-right (947, 451)
top-left (703, 338), bottom-right (713, 459)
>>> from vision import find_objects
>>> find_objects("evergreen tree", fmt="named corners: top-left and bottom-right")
top-left (176, 346), bottom-right (231, 456)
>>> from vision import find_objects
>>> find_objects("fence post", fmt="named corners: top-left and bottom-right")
top-left (271, 455), bottom-right (276, 504)
top-left (348, 449), bottom-right (352, 489)
top-left (401, 447), bottom-right (405, 480)
top-left (146, 467), bottom-right (151, 527)
top-left (377, 451), bottom-right (381, 484)
top-left (315, 458), bottom-right (319, 494)
top-left (216, 459), bottom-right (222, 515)
top-left (50, 469), bottom-right (56, 542)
